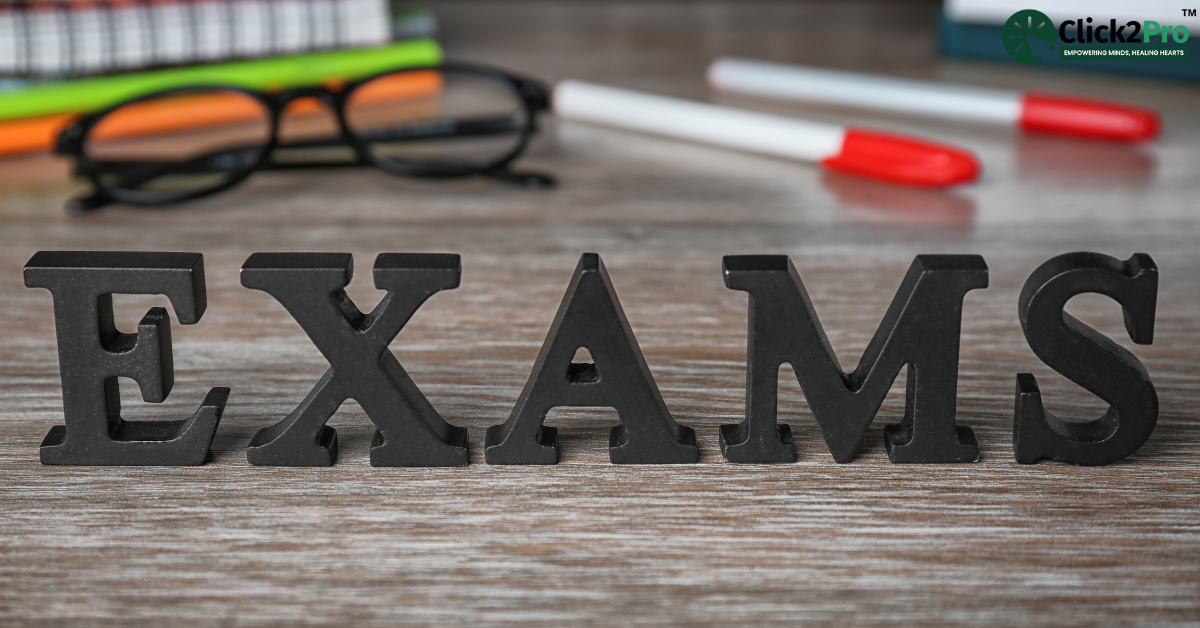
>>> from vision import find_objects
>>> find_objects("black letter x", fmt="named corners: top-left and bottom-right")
top-left (241, 253), bottom-right (467, 466)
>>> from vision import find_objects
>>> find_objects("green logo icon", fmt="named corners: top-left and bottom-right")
top-left (1003, 9), bottom-right (1056, 63)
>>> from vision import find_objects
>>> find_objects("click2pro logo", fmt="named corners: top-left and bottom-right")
top-left (1002, 10), bottom-right (1056, 63)
top-left (1002, 9), bottom-right (1191, 62)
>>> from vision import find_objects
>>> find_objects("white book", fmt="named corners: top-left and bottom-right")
top-left (344, 0), bottom-right (390, 46)
top-left (71, 8), bottom-right (106, 75)
top-left (0, 0), bottom-right (392, 79)
top-left (310, 0), bottom-right (338, 49)
top-left (192, 1), bottom-right (227, 62)
top-left (28, 9), bottom-right (62, 76)
top-left (276, 0), bottom-right (304, 55)
top-left (232, 1), bottom-right (269, 58)
top-left (0, 10), bottom-right (18, 75)
top-left (152, 2), bottom-right (189, 65)
top-left (110, 6), bottom-right (146, 71)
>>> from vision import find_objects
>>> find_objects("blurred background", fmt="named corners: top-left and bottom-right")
top-left (0, 0), bottom-right (1195, 224)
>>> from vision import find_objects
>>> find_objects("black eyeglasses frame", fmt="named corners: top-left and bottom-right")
top-left (55, 62), bottom-right (554, 212)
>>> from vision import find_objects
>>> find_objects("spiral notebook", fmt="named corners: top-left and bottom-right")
top-left (0, 0), bottom-right (392, 78)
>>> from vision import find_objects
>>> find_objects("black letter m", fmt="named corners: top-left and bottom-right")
top-left (721, 255), bottom-right (987, 464)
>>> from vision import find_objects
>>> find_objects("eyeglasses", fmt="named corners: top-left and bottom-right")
top-left (55, 63), bottom-right (555, 212)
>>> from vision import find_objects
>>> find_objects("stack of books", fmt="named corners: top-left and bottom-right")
top-left (1, 0), bottom-right (393, 78)
top-left (0, 0), bottom-right (441, 157)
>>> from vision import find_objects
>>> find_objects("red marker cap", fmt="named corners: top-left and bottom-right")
top-left (820, 129), bottom-right (980, 188)
top-left (1019, 93), bottom-right (1160, 142)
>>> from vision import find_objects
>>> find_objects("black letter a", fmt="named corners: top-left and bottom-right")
top-left (485, 253), bottom-right (698, 464)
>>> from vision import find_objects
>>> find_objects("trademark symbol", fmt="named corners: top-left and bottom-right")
top-left (1185, 8), bottom-right (1197, 16)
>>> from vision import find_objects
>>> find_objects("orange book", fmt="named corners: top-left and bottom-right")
top-left (0, 114), bottom-right (78, 158)
top-left (0, 70), bottom-right (442, 158)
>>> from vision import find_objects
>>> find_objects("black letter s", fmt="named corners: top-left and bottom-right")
top-left (1014, 252), bottom-right (1158, 466)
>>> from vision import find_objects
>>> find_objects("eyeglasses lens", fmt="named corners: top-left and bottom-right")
top-left (83, 89), bottom-right (271, 201)
top-left (344, 69), bottom-right (528, 174)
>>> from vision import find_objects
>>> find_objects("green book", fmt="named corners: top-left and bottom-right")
top-left (0, 38), bottom-right (443, 121)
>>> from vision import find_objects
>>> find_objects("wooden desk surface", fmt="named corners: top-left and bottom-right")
top-left (1, 2), bottom-right (1197, 625)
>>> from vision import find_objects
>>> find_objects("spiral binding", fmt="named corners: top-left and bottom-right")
top-left (0, 0), bottom-right (389, 78)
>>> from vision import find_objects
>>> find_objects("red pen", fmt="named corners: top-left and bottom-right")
top-left (709, 58), bottom-right (1160, 142)
top-left (555, 80), bottom-right (979, 188)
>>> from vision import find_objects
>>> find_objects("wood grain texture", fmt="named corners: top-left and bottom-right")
top-left (1, 2), bottom-right (1198, 626)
